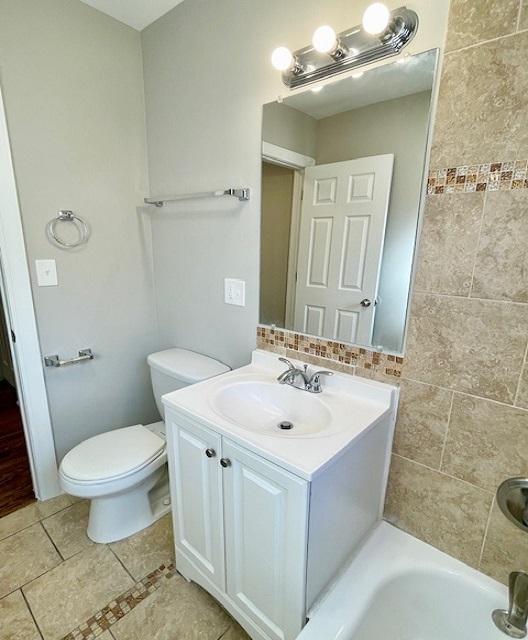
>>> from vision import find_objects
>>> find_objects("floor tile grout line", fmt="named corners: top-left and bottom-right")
top-left (20, 587), bottom-right (45, 640)
top-left (107, 545), bottom-right (137, 583)
top-left (39, 519), bottom-right (65, 562)
top-left (478, 496), bottom-right (496, 570)
top-left (0, 499), bottom-right (77, 545)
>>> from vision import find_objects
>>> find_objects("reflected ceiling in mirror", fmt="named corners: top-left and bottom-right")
top-left (260, 49), bottom-right (438, 355)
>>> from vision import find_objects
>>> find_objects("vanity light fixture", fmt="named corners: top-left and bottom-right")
top-left (272, 4), bottom-right (418, 88)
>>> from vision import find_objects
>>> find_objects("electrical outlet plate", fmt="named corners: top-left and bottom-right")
top-left (224, 278), bottom-right (246, 307)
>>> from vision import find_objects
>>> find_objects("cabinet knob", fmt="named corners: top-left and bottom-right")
top-left (205, 448), bottom-right (216, 458)
top-left (220, 458), bottom-right (232, 468)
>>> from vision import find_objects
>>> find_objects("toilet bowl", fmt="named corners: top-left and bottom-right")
top-left (59, 349), bottom-right (230, 543)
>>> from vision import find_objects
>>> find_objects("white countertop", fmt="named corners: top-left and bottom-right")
top-left (162, 350), bottom-right (398, 480)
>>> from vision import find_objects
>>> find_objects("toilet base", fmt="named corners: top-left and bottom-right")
top-left (87, 466), bottom-right (170, 543)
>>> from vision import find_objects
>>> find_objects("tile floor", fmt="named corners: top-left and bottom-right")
top-left (0, 495), bottom-right (249, 640)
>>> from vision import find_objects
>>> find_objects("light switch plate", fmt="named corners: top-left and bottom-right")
top-left (36, 259), bottom-right (58, 287)
top-left (224, 278), bottom-right (246, 307)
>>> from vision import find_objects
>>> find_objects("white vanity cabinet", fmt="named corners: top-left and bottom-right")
top-left (167, 410), bottom-right (308, 640)
top-left (165, 398), bottom-right (394, 640)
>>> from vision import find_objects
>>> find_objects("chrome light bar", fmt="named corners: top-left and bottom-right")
top-left (280, 6), bottom-right (418, 89)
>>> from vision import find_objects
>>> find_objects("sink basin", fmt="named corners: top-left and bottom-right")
top-left (211, 380), bottom-right (333, 437)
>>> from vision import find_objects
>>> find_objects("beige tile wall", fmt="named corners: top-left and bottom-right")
top-left (259, 0), bottom-right (528, 584)
top-left (388, 0), bottom-right (528, 585)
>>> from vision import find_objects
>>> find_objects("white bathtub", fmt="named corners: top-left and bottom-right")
top-left (298, 522), bottom-right (508, 640)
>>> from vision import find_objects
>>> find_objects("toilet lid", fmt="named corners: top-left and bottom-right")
top-left (60, 425), bottom-right (166, 483)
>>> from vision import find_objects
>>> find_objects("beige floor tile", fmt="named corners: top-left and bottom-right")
top-left (110, 515), bottom-right (174, 581)
top-left (442, 394), bottom-right (528, 492)
top-left (384, 454), bottom-right (493, 567)
top-left (472, 190), bottom-right (528, 303)
top-left (404, 294), bottom-right (528, 404)
top-left (414, 193), bottom-right (484, 296)
top-left (431, 32), bottom-right (528, 168)
top-left (480, 500), bottom-right (528, 585)
top-left (220, 623), bottom-right (251, 640)
top-left (23, 545), bottom-right (134, 640)
top-left (393, 379), bottom-right (452, 469)
top-left (0, 590), bottom-right (41, 640)
top-left (445, 0), bottom-right (519, 52)
top-left (111, 573), bottom-right (232, 640)
top-left (0, 495), bottom-right (72, 542)
top-left (41, 501), bottom-right (93, 559)
top-left (0, 524), bottom-right (61, 599)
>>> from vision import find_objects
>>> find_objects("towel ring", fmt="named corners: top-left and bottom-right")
top-left (46, 210), bottom-right (90, 249)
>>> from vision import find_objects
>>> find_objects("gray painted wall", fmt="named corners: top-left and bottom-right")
top-left (262, 103), bottom-right (317, 158)
top-left (0, 0), bottom-right (160, 458)
top-left (316, 91), bottom-right (432, 352)
top-left (141, 0), bottom-right (447, 368)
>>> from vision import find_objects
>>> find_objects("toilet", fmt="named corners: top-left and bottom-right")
top-left (59, 348), bottom-right (230, 543)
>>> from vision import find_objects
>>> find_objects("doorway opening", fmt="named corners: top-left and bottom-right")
top-left (0, 289), bottom-right (34, 516)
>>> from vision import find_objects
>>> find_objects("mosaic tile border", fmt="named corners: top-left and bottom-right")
top-left (427, 160), bottom-right (528, 194)
top-left (257, 326), bottom-right (403, 379)
top-left (61, 562), bottom-right (176, 640)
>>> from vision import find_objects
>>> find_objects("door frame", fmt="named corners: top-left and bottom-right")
top-left (0, 84), bottom-right (60, 500)
top-left (261, 143), bottom-right (315, 328)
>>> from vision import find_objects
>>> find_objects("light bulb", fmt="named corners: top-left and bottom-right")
top-left (352, 70), bottom-right (364, 79)
top-left (271, 47), bottom-right (294, 71)
top-left (312, 25), bottom-right (338, 54)
top-left (362, 3), bottom-right (391, 35)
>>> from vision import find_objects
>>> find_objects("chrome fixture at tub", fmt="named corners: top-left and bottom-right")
top-left (492, 479), bottom-right (528, 637)
top-left (271, 4), bottom-right (418, 88)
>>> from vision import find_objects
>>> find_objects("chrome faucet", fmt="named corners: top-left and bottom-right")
top-left (493, 572), bottom-right (528, 638)
top-left (277, 358), bottom-right (333, 393)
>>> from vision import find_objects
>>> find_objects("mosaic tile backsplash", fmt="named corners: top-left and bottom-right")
top-left (427, 160), bottom-right (528, 195)
top-left (256, 326), bottom-right (403, 379)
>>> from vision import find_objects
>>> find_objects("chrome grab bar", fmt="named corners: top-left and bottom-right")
top-left (44, 349), bottom-right (94, 368)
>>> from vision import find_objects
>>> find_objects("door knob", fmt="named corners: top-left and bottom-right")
top-left (220, 458), bottom-right (232, 468)
top-left (205, 448), bottom-right (216, 458)
top-left (360, 298), bottom-right (372, 307)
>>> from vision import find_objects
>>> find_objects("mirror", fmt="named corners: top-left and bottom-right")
top-left (260, 49), bottom-right (438, 354)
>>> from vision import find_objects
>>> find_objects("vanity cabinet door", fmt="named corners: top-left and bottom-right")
top-left (168, 413), bottom-right (225, 591)
top-left (222, 439), bottom-right (309, 640)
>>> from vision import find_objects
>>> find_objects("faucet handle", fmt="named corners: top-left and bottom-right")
top-left (307, 370), bottom-right (333, 393)
top-left (278, 357), bottom-right (296, 370)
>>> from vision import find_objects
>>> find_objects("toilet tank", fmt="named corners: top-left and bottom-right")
top-left (147, 349), bottom-right (230, 419)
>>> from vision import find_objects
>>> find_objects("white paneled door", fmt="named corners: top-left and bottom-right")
top-left (294, 155), bottom-right (394, 345)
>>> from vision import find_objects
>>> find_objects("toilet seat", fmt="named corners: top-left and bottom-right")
top-left (60, 425), bottom-right (166, 484)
